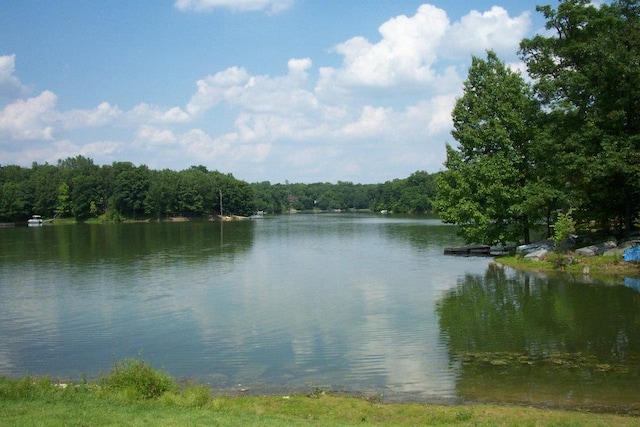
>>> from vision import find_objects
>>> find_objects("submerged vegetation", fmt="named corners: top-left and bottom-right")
top-left (1, 357), bottom-right (638, 426)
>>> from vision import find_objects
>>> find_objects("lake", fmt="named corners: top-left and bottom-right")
top-left (1, 214), bottom-right (639, 412)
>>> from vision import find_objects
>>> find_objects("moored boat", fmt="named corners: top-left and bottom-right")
top-left (27, 215), bottom-right (44, 226)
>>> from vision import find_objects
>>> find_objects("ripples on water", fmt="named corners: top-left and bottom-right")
top-left (1, 215), bottom-right (639, 411)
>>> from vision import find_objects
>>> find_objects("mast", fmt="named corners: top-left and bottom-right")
top-left (219, 188), bottom-right (223, 216)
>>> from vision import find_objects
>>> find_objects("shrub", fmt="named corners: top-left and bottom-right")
top-left (546, 251), bottom-right (568, 269)
top-left (551, 210), bottom-right (576, 252)
top-left (100, 357), bottom-right (176, 399)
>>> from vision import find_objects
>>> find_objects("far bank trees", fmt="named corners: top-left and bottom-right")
top-left (0, 157), bottom-right (255, 221)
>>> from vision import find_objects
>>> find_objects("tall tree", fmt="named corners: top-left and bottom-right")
top-left (112, 162), bottom-right (150, 219)
top-left (435, 51), bottom-right (542, 245)
top-left (520, 0), bottom-right (640, 233)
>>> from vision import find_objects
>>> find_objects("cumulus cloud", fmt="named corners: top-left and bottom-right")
top-left (447, 7), bottom-right (531, 58)
top-left (0, 91), bottom-right (124, 142)
top-left (0, 3), bottom-right (535, 182)
top-left (0, 91), bottom-right (56, 140)
top-left (316, 4), bottom-right (449, 94)
top-left (0, 54), bottom-right (29, 98)
top-left (316, 4), bottom-right (530, 98)
top-left (174, 0), bottom-right (292, 14)
top-left (339, 106), bottom-right (392, 138)
top-left (181, 128), bottom-right (271, 164)
top-left (186, 60), bottom-right (319, 117)
top-left (59, 102), bottom-right (123, 130)
top-left (1, 139), bottom-right (123, 167)
top-left (186, 66), bottom-right (251, 116)
top-left (129, 103), bottom-right (190, 124)
top-left (135, 125), bottom-right (178, 147)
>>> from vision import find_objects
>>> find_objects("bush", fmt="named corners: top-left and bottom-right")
top-left (552, 210), bottom-right (576, 252)
top-left (100, 357), bottom-right (176, 399)
top-left (546, 251), bottom-right (568, 269)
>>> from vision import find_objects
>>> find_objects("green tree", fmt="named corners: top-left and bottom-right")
top-left (520, 0), bottom-right (640, 234)
top-left (55, 182), bottom-right (72, 217)
top-left (0, 182), bottom-right (26, 221)
top-left (29, 162), bottom-right (61, 218)
top-left (57, 156), bottom-right (103, 220)
top-left (145, 169), bottom-right (178, 220)
top-left (435, 51), bottom-right (542, 245)
top-left (112, 162), bottom-right (150, 219)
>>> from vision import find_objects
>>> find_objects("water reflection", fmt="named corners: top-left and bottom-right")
top-left (0, 215), bottom-right (479, 400)
top-left (3, 215), bottom-right (638, 410)
top-left (437, 264), bottom-right (640, 412)
top-left (0, 221), bottom-right (256, 265)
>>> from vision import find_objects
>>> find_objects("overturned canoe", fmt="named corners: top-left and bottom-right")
top-left (443, 245), bottom-right (491, 256)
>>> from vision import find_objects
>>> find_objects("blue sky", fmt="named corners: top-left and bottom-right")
top-left (0, 0), bottom-right (549, 183)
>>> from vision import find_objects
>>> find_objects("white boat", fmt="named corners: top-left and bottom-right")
top-left (27, 215), bottom-right (43, 226)
top-left (250, 211), bottom-right (265, 219)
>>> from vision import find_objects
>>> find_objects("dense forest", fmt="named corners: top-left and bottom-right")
top-left (436, 0), bottom-right (640, 245)
top-left (0, 156), bottom-right (438, 222)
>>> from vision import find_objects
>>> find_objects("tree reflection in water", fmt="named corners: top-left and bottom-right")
top-left (437, 263), bottom-right (640, 412)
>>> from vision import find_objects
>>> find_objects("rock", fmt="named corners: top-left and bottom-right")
top-left (517, 240), bottom-right (553, 256)
top-left (575, 240), bottom-right (617, 257)
top-left (603, 247), bottom-right (626, 257)
top-left (575, 245), bottom-right (598, 257)
top-left (524, 248), bottom-right (549, 261)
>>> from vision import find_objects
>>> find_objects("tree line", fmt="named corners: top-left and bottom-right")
top-left (0, 156), bottom-right (438, 222)
top-left (0, 156), bottom-right (254, 222)
top-left (435, 0), bottom-right (640, 246)
top-left (251, 170), bottom-right (436, 214)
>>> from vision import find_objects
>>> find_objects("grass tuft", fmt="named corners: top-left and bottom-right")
top-left (100, 357), bottom-right (176, 399)
top-left (2, 358), bottom-right (639, 425)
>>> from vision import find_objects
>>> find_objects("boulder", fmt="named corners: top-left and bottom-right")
top-left (517, 240), bottom-right (553, 256)
top-left (575, 240), bottom-right (617, 257)
top-left (524, 248), bottom-right (549, 261)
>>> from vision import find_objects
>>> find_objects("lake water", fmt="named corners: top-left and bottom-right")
top-left (1, 214), bottom-right (639, 412)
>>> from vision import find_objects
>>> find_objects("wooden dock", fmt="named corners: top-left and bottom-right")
top-left (443, 245), bottom-right (491, 256)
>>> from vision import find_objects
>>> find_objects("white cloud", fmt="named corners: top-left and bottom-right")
top-left (316, 4), bottom-right (530, 99)
top-left (59, 102), bottom-right (123, 129)
top-left (328, 4), bottom-right (449, 88)
top-left (129, 103), bottom-right (190, 124)
top-left (405, 94), bottom-right (456, 134)
top-left (135, 125), bottom-right (178, 147)
top-left (339, 106), bottom-right (392, 138)
top-left (0, 3), bottom-right (536, 182)
top-left (288, 57), bottom-right (312, 75)
top-left (186, 67), bottom-right (251, 116)
top-left (0, 91), bottom-right (56, 141)
top-left (181, 128), bottom-right (271, 163)
top-left (0, 54), bottom-right (29, 98)
top-left (174, 0), bottom-right (292, 14)
top-left (0, 139), bottom-right (123, 167)
top-left (448, 6), bottom-right (531, 58)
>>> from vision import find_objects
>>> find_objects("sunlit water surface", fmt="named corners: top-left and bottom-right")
top-left (1, 214), bottom-right (639, 412)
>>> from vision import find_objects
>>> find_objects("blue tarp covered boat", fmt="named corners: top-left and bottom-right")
top-left (624, 245), bottom-right (640, 262)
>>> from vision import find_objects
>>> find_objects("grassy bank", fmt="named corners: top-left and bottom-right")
top-left (495, 254), bottom-right (640, 279)
top-left (1, 359), bottom-right (638, 426)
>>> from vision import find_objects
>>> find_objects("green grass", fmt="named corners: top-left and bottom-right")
top-left (1, 358), bottom-right (639, 426)
top-left (495, 254), bottom-right (640, 278)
